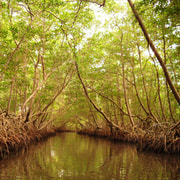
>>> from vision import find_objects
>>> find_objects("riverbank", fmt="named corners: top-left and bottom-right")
top-left (77, 122), bottom-right (180, 154)
top-left (1, 132), bottom-right (179, 180)
top-left (0, 109), bottom-right (76, 160)
top-left (0, 119), bottom-right (179, 159)
top-left (0, 115), bottom-right (76, 160)
top-left (0, 126), bottom-right (56, 160)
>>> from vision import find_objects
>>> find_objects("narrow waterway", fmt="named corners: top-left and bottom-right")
top-left (0, 133), bottom-right (179, 180)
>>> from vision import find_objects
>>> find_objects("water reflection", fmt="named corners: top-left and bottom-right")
top-left (0, 133), bottom-right (179, 180)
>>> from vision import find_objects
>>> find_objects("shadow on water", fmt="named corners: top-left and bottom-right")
top-left (0, 132), bottom-right (179, 180)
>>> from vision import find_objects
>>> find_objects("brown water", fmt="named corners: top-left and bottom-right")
top-left (0, 133), bottom-right (179, 180)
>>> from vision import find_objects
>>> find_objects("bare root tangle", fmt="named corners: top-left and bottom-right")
top-left (0, 109), bottom-right (179, 159)
top-left (135, 122), bottom-right (180, 153)
top-left (0, 112), bottom-right (56, 160)
top-left (77, 121), bottom-right (180, 154)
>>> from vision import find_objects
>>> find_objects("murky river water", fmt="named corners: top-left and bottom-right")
top-left (0, 133), bottom-right (179, 180)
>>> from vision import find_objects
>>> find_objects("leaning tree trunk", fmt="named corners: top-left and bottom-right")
top-left (75, 61), bottom-right (120, 130)
top-left (138, 45), bottom-right (159, 123)
top-left (127, 0), bottom-right (180, 106)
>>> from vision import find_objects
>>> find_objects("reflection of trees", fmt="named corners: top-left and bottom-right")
top-left (0, 133), bottom-right (179, 179)
top-left (95, 141), bottom-right (136, 179)
top-left (135, 152), bottom-right (180, 180)
top-left (0, 137), bottom-right (56, 179)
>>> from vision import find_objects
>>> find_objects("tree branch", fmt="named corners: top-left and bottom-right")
top-left (127, 0), bottom-right (180, 105)
top-left (45, 10), bottom-right (64, 23)
top-left (75, 61), bottom-right (119, 129)
top-left (81, 0), bottom-right (106, 7)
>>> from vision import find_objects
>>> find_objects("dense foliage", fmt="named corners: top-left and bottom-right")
top-left (0, 0), bottom-right (179, 133)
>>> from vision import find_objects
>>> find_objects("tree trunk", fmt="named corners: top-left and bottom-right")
top-left (117, 75), bottom-right (124, 125)
top-left (138, 45), bottom-right (159, 123)
top-left (120, 33), bottom-right (135, 128)
top-left (151, 56), bottom-right (167, 122)
top-left (127, 0), bottom-right (180, 106)
top-left (21, 71), bottom-right (51, 115)
top-left (75, 61), bottom-right (120, 129)
top-left (131, 58), bottom-right (149, 116)
top-left (7, 77), bottom-right (15, 115)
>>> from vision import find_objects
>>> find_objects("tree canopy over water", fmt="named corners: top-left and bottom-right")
top-left (0, 0), bottom-right (179, 143)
